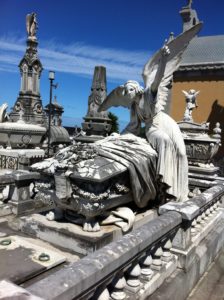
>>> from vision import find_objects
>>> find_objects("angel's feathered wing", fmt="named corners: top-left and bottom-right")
top-left (142, 22), bottom-right (203, 111)
top-left (98, 85), bottom-right (132, 112)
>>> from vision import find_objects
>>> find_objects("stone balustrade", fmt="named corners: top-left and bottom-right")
top-left (25, 185), bottom-right (224, 300)
top-left (27, 211), bottom-right (181, 300)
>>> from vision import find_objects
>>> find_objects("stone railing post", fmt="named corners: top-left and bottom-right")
top-left (18, 152), bottom-right (30, 170)
top-left (159, 185), bottom-right (224, 270)
top-left (9, 171), bottom-right (40, 215)
top-left (0, 173), bottom-right (15, 216)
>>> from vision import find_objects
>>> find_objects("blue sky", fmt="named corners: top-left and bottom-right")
top-left (0, 0), bottom-right (224, 129)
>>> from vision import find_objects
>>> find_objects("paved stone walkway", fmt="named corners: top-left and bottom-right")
top-left (187, 250), bottom-right (224, 300)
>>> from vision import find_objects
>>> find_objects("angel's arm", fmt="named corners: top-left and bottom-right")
top-left (151, 45), bottom-right (170, 95)
top-left (122, 104), bottom-right (141, 136)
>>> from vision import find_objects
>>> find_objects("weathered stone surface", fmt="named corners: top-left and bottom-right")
top-left (146, 218), bottom-right (224, 300)
top-left (0, 280), bottom-right (44, 300)
top-left (0, 235), bottom-right (66, 284)
top-left (172, 210), bottom-right (224, 270)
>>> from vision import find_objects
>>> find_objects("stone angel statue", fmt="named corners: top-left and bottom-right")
top-left (99, 23), bottom-right (202, 202)
top-left (182, 89), bottom-right (200, 121)
top-left (26, 13), bottom-right (38, 38)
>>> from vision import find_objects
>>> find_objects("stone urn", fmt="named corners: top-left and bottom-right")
top-left (178, 121), bottom-right (221, 175)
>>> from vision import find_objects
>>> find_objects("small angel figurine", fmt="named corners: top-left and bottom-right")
top-left (99, 23), bottom-right (202, 203)
top-left (182, 89), bottom-right (200, 122)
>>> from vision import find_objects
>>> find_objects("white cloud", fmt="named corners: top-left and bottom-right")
top-left (0, 36), bottom-right (152, 82)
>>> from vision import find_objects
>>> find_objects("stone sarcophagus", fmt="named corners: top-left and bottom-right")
top-left (31, 134), bottom-right (159, 231)
top-left (53, 156), bottom-right (131, 219)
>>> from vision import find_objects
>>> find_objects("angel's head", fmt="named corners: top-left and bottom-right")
top-left (189, 89), bottom-right (196, 95)
top-left (123, 81), bottom-right (144, 100)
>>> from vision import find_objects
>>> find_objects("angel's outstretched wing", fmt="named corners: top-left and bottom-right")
top-left (142, 22), bottom-right (203, 111)
top-left (182, 90), bottom-right (189, 97)
top-left (98, 85), bottom-right (132, 112)
top-left (182, 90), bottom-right (200, 97)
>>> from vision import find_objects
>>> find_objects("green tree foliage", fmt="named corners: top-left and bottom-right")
top-left (108, 111), bottom-right (119, 134)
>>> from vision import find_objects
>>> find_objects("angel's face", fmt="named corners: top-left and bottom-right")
top-left (124, 84), bottom-right (137, 99)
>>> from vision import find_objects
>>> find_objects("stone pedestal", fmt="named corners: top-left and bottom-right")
top-left (19, 209), bottom-right (158, 256)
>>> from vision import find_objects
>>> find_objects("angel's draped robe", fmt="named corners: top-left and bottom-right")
top-left (123, 89), bottom-right (189, 202)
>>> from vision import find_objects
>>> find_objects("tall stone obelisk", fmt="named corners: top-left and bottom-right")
top-left (80, 66), bottom-right (111, 142)
top-left (10, 13), bottom-right (46, 125)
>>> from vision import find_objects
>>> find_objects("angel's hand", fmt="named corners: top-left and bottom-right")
top-left (161, 45), bottom-right (170, 58)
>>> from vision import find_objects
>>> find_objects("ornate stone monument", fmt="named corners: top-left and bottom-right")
top-left (77, 66), bottom-right (111, 142)
top-left (10, 13), bottom-right (46, 125)
top-left (31, 24), bottom-right (202, 232)
top-left (0, 13), bottom-right (47, 166)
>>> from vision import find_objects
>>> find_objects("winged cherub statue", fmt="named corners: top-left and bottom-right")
top-left (99, 23), bottom-right (202, 202)
top-left (182, 89), bottom-right (200, 121)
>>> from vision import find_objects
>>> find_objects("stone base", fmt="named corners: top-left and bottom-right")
top-left (0, 203), bottom-right (12, 217)
top-left (9, 199), bottom-right (35, 216)
top-left (189, 165), bottom-right (219, 176)
top-left (17, 209), bottom-right (158, 256)
top-left (189, 172), bottom-right (224, 191)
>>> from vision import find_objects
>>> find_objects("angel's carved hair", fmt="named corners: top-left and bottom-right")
top-left (124, 80), bottom-right (144, 95)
